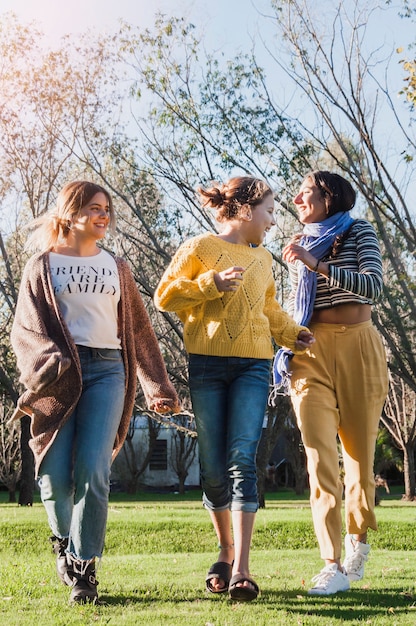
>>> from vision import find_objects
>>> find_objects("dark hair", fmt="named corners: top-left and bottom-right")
top-left (306, 171), bottom-right (356, 216)
top-left (198, 176), bottom-right (273, 222)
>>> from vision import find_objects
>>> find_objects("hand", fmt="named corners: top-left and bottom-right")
top-left (151, 400), bottom-right (181, 414)
top-left (294, 329), bottom-right (316, 350)
top-left (214, 266), bottom-right (245, 292)
top-left (282, 242), bottom-right (317, 271)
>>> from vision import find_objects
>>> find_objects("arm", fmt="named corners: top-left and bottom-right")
top-left (10, 257), bottom-right (71, 394)
top-left (264, 275), bottom-right (314, 353)
top-left (154, 241), bottom-right (223, 314)
top-left (283, 221), bottom-right (383, 300)
top-left (325, 224), bottom-right (383, 300)
top-left (122, 264), bottom-right (180, 413)
top-left (286, 262), bottom-right (298, 317)
top-left (155, 237), bottom-right (248, 313)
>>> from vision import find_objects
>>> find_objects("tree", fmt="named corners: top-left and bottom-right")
top-left (2, 3), bottom-right (415, 499)
top-left (263, 0), bottom-right (416, 491)
top-left (120, 6), bottom-right (415, 363)
top-left (262, 0), bottom-right (415, 377)
top-left (0, 397), bottom-right (21, 502)
top-left (169, 414), bottom-right (198, 494)
top-left (118, 5), bottom-right (415, 490)
top-left (373, 426), bottom-right (402, 479)
top-left (382, 371), bottom-right (416, 499)
top-left (0, 16), bottom-right (200, 496)
top-left (257, 397), bottom-right (307, 507)
top-left (113, 413), bottom-right (161, 494)
top-left (398, 54), bottom-right (416, 107)
top-left (0, 15), bottom-right (138, 498)
top-left (396, 0), bottom-right (416, 105)
top-left (119, 15), bottom-right (311, 220)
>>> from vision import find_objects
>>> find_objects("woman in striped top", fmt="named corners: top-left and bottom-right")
top-left (279, 171), bottom-right (388, 596)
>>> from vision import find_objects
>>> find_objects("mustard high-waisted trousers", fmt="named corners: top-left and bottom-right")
top-left (290, 320), bottom-right (388, 560)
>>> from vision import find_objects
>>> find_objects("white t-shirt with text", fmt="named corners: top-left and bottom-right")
top-left (49, 249), bottom-right (121, 349)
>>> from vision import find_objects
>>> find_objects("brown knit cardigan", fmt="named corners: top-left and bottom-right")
top-left (10, 251), bottom-right (179, 475)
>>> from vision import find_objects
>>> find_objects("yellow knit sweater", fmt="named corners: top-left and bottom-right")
top-left (155, 233), bottom-right (307, 359)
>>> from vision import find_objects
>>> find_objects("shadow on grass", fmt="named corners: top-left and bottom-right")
top-left (260, 588), bottom-right (416, 620)
top-left (98, 587), bottom-right (416, 621)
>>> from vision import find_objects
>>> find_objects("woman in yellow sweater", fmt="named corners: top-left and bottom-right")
top-left (155, 176), bottom-right (314, 601)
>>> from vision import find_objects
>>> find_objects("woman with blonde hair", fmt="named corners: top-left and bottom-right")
top-left (11, 180), bottom-right (179, 605)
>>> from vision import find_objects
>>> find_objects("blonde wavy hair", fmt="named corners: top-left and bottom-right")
top-left (25, 181), bottom-right (115, 252)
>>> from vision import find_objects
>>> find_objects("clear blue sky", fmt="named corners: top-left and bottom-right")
top-left (0, 0), bottom-right (269, 51)
top-left (1, 0), bottom-right (414, 106)
top-left (2, 0), bottom-right (413, 56)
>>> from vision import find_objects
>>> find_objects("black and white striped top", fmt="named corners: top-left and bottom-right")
top-left (287, 219), bottom-right (383, 314)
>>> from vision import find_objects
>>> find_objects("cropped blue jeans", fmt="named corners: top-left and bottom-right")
top-left (38, 346), bottom-right (125, 561)
top-left (188, 354), bottom-right (271, 513)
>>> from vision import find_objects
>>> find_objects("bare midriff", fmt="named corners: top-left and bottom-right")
top-left (310, 302), bottom-right (372, 325)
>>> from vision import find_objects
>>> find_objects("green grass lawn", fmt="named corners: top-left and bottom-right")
top-left (1, 488), bottom-right (416, 625)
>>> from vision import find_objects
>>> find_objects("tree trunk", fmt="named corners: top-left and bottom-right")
top-left (18, 416), bottom-right (35, 506)
top-left (290, 440), bottom-right (307, 496)
top-left (283, 410), bottom-right (307, 496)
top-left (257, 464), bottom-right (266, 509)
top-left (402, 443), bottom-right (416, 501)
top-left (178, 474), bottom-right (186, 494)
top-left (256, 430), bottom-right (273, 509)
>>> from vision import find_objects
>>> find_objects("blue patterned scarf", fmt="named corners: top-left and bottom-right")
top-left (271, 211), bottom-right (354, 397)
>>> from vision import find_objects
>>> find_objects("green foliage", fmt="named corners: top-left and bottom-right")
top-left (121, 15), bottom-right (314, 201)
top-left (374, 427), bottom-right (403, 474)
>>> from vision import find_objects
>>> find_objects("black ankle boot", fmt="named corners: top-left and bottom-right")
top-left (50, 536), bottom-right (74, 586)
top-left (68, 557), bottom-right (99, 605)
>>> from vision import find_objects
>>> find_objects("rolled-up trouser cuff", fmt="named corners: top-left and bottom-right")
top-left (230, 501), bottom-right (258, 513)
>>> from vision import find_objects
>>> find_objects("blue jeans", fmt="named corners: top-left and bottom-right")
top-left (188, 354), bottom-right (271, 513)
top-left (38, 346), bottom-right (125, 561)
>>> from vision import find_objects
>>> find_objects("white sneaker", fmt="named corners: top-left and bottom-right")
top-left (342, 534), bottom-right (370, 581)
top-left (308, 563), bottom-right (350, 595)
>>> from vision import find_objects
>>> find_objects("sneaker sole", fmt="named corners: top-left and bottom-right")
top-left (308, 586), bottom-right (350, 595)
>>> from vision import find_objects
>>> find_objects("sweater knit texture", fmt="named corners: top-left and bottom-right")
top-left (11, 251), bottom-right (178, 475)
top-left (154, 233), bottom-right (307, 358)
